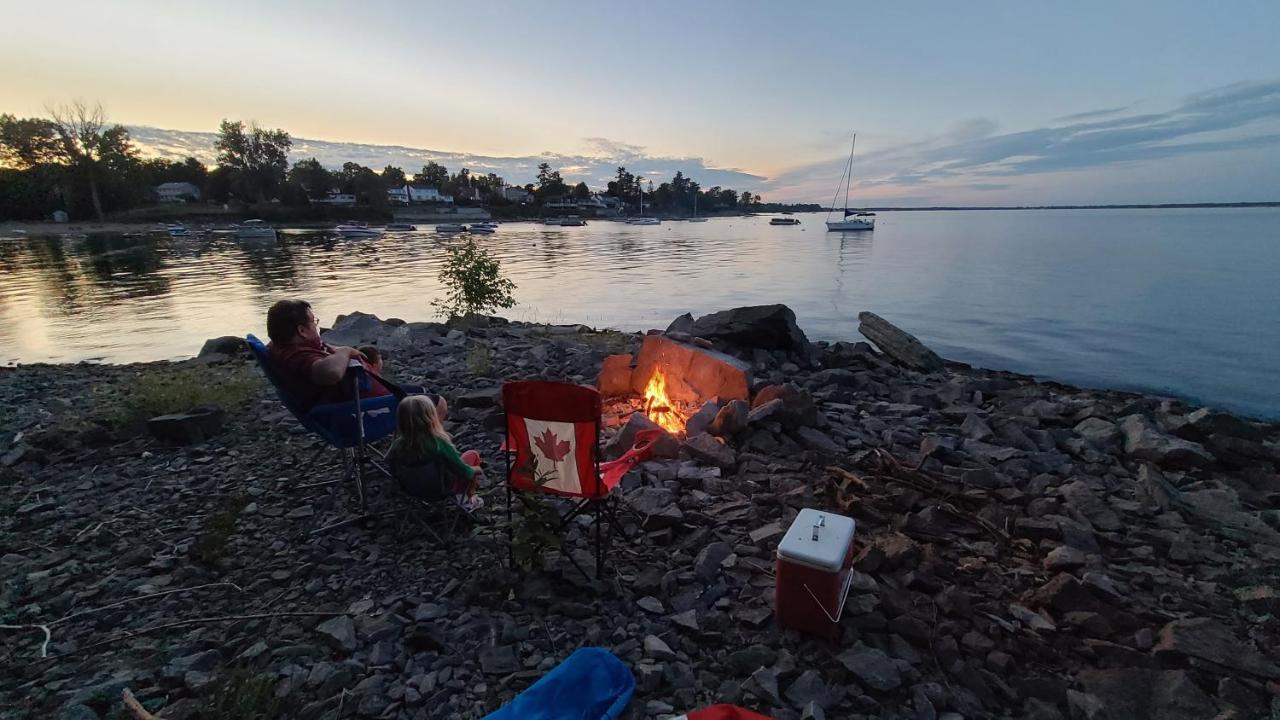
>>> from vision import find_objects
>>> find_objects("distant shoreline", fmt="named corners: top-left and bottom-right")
top-left (826, 201), bottom-right (1280, 212)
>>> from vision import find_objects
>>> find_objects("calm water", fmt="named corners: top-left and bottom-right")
top-left (2, 208), bottom-right (1278, 418)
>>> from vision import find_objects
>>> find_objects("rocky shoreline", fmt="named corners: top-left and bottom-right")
top-left (2, 306), bottom-right (1278, 720)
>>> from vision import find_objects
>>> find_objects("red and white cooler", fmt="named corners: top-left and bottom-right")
top-left (775, 508), bottom-right (857, 640)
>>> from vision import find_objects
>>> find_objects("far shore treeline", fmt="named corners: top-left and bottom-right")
top-left (0, 104), bottom-right (813, 223)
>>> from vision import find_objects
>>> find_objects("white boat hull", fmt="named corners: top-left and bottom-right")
top-left (235, 228), bottom-right (277, 240)
top-left (626, 218), bottom-right (661, 225)
top-left (687, 218), bottom-right (708, 223)
top-left (826, 219), bottom-right (874, 231)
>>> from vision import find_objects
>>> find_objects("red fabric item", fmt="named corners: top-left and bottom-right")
top-left (504, 381), bottom-right (604, 498)
top-left (268, 336), bottom-right (389, 409)
top-left (599, 429), bottom-right (662, 489)
top-left (684, 705), bottom-right (774, 720)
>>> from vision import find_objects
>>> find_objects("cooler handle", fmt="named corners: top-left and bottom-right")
top-left (802, 567), bottom-right (856, 625)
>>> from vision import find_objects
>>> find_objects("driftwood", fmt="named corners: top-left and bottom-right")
top-left (857, 311), bottom-right (944, 372)
top-left (122, 688), bottom-right (160, 720)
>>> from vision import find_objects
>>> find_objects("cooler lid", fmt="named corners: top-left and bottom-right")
top-left (777, 508), bottom-right (856, 571)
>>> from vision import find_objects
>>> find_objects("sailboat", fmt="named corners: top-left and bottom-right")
top-left (626, 181), bottom-right (661, 225)
top-left (688, 192), bottom-right (708, 222)
top-left (825, 134), bottom-right (876, 232)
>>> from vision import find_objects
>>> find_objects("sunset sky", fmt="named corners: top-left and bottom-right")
top-left (2, 0), bottom-right (1278, 204)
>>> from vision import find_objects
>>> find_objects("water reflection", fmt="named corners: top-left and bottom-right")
top-left (2, 211), bottom-right (1279, 417)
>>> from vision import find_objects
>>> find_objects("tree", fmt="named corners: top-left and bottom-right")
top-left (413, 161), bottom-right (448, 188)
top-left (381, 165), bottom-right (406, 188)
top-left (45, 102), bottom-right (140, 221)
top-left (0, 114), bottom-right (63, 168)
top-left (740, 190), bottom-right (755, 207)
top-left (335, 162), bottom-right (385, 205)
top-left (432, 237), bottom-right (517, 320)
top-left (214, 119), bottom-right (291, 202)
top-left (573, 181), bottom-right (590, 200)
top-left (288, 158), bottom-right (333, 199)
top-left (534, 162), bottom-right (567, 200)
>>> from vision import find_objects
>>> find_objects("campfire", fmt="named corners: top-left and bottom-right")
top-left (598, 334), bottom-right (753, 440)
top-left (640, 368), bottom-right (692, 435)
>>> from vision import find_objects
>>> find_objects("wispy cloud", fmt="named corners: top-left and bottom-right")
top-left (128, 128), bottom-right (766, 191)
top-left (1055, 106), bottom-right (1129, 122)
top-left (767, 79), bottom-right (1280, 202)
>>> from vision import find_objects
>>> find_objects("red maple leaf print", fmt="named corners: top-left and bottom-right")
top-left (533, 427), bottom-right (571, 463)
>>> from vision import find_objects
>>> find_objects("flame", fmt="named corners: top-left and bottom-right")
top-left (642, 368), bottom-right (689, 435)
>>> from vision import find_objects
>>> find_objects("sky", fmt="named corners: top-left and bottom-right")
top-left (2, 0), bottom-right (1279, 205)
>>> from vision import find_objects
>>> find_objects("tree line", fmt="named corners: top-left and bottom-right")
top-left (1, 104), bottom-right (766, 221)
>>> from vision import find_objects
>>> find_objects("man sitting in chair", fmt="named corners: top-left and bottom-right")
top-left (265, 299), bottom-right (446, 418)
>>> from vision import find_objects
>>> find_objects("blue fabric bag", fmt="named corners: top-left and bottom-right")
top-left (483, 647), bottom-right (634, 720)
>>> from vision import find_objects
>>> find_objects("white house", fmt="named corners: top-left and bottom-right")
top-left (503, 187), bottom-right (532, 203)
top-left (155, 182), bottom-right (201, 203)
top-left (314, 191), bottom-right (356, 206)
top-left (408, 185), bottom-right (454, 204)
top-left (386, 187), bottom-right (410, 205)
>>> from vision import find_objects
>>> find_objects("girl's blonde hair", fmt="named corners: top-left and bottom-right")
top-left (391, 395), bottom-right (452, 460)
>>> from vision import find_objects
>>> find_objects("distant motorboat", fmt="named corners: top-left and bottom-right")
top-left (235, 219), bottom-right (277, 240)
top-left (687, 217), bottom-right (709, 223)
top-left (435, 223), bottom-right (466, 233)
top-left (161, 223), bottom-right (191, 237)
top-left (468, 225), bottom-right (495, 234)
top-left (825, 133), bottom-right (876, 232)
top-left (770, 218), bottom-right (801, 226)
top-left (335, 223), bottom-right (383, 238)
top-left (470, 221), bottom-right (498, 229)
top-left (626, 217), bottom-right (661, 225)
top-left (384, 223), bottom-right (418, 232)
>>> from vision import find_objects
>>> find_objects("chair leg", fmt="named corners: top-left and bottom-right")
top-left (506, 484), bottom-right (514, 570)
top-left (595, 501), bottom-right (603, 578)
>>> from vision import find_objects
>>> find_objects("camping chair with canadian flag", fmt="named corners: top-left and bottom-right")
top-left (502, 380), bottom-right (659, 578)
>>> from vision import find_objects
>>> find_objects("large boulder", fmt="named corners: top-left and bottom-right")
top-left (597, 353), bottom-right (634, 398)
top-left (1073, 668), bottom-right (1216, 720)
top-left (1120, 414), bottom-right (1214, 469)
top-left (751, 383), bottom-right (818, 430)
top-left (630, 335), bottom-right (751, 404)
top-left (856, 312), bottom-right (944, 372)
top-left (147, 405), bottom-right (227, 444)
top-left (197, 336), bottom-right (246, 359)
top-left (688, 305), bottom-right (809, 351)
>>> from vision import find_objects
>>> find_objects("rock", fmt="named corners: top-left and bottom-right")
top-left (637, 596), bottom-right (664, 614)
top-left (961, 413), bottom-right (995, 441)
top-left (1152, 617), bottom-right (1280, 678)
top-left (1043, 545), bottom-right (1087, 571)
top-left (198, 335), bottom-right (246, 358)
top-left (604, 412), bottom-right (679, 460)
top-left (1074, 417), bottom-right (1120, 448)
top-left (1075, 668), bottom-right (1216, 720)
top-left (627, 487), bottom-right (684, 528)
top-left (1120, 414), bottom-right (1213, 469)
top-left (750, 383), bottom-right (818, 429)
top-left (146, 405), bottom-right (227, 444)
top-left (749, 522), bottom-right (784, 545)
top-left (1058, 480), bottom-right (1121, 531)
top-left (709, 399), bottom-right (750, 437)
top-left (747, 399), bottom-right (784, 425)
top-left (666, 312), bottom-right (695, 335)
top-left (857, 311), bottom-right (944, 372)
top-left (479, 644), bottom-right (519, 675)
top-left (455, 387), bottom-right (501, 408)
top-left (315, 616), bottom-right (357, 654)
top-left (1026, 573), bottom-right (1103, 613)
top-left (630, 334), bottom-right (751, 403)
top-left (597, 353), bottom-right (634, 398)
top-left (683, 433), bottom-right (737, 469)
top-left (838, 645), bottom-right (903, 691)
top-left (794, 427), bottom-right (843, 455)
top-left (1136, 463), bottom-right (1182, 513)
top-left (784, 669), bottom-right (844, 710)
top-left (1182, 407), bottom-right (1264, 441)
top-left (1009, 603), bottom-right (1056, 632)
top-left (644, 634), bottom-right (677, 661)
top-left (685, 400), bottom-right (722, 437)
top-left (694, 541), bottom-right (734, 582)
top-left (689, 304), bottom-right (810, 351)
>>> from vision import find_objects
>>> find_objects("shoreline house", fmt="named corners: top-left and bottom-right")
top-left (313, 191), bottom-right (356, 206)
top-left (154, 182), bottom-right (201, 204)
top-left (542, 193), bottom-right (619, 217)
top-left (388, 185), bottom-right (455, 205)
top-left (503, 186), bottom-right (532, 204)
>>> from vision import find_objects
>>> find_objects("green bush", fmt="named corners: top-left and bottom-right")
top-left (466, 344), bottom-right (492, 377)
top-left (432, 237), bottom-right (517, 320)
top-left (193, 666), bottom-right (281, 719)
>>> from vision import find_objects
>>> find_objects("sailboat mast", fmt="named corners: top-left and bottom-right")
top-left (843, 134), bottom-right (856, 214)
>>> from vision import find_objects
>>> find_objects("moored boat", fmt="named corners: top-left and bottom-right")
top-left (384, 223), bottom-right (418, 232)
top-left (625, 217), bottom-right (661, 225)
top-left (234, 219), bottom-right (277, 240)
top-left (468, 225), bottom-right (495, 234)
top-left (335, 222), bottom-right (383, 238)
top-left (825, 133), bottom-right (876, 232)
top-left (770, 218), bottom-right (801, 226)
top-left (435, 223), bottom-right (466, 233)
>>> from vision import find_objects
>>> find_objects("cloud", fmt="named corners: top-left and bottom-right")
top-left (765, 78), bottom-right (1280, 202)
top-left (1055, 106), bottom-right (1128, 122)
top-left (127, 128), bottom-right (766, 192)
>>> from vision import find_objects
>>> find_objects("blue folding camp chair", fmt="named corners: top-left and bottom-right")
top-left (246, 334), bottom-right (400, 513)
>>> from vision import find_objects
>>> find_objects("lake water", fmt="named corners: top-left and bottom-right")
top-left (2, 208), bottom-right (1278, 418)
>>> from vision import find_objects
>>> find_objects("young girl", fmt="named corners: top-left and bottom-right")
top-left (389, 395), bottom-right (484, 511)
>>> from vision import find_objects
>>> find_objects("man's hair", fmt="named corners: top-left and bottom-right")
top-left (266, 299), bottom-right (312, 344)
